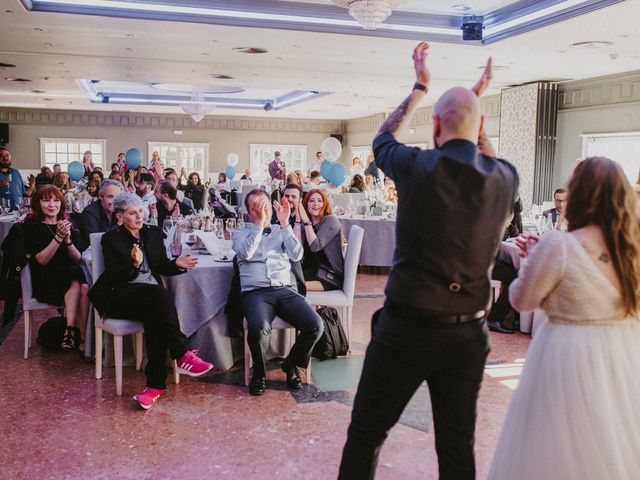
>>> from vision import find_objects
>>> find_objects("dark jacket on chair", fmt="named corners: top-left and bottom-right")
top-left (78, 200), bottom-right (119, 252)
top-left (0, 223), bottom-right (30, 322)
top-left (89, 225), bottom-right (184, 315)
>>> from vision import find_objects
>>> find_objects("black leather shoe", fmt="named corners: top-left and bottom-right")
top-left (488, 320), bottom-right (516, 334)
top-left (249, 376), bottom-right (266, 396)
top-left (281, 358), bottom-right (302, 390)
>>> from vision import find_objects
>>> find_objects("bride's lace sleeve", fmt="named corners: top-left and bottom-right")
top-left (509, 231), bottom-right (567, 312)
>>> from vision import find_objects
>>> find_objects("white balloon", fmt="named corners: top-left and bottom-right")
top-left (227, 152), bottom-right (239, 166)
top-left (321, 137), bottom-right (342, 162)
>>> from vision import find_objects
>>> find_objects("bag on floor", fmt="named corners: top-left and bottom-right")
top-left (36, 316), bottom-right (67, 352)
top-left (312, 306), bottom-right (349, 360)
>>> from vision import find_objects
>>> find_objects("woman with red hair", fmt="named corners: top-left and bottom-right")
top-left (23, 185), bottom-right (89, 352)
top-left (296, 188), bottom-right (344, 291)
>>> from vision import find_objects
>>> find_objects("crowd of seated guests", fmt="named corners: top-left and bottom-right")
top-left (179, 171), bottom-right (205, 211)
top-left (154, 180), bottom-right (194, 226)
top-left (78, 179), bottom-right (123, 251)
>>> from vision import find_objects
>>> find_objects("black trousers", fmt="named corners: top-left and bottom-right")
top-left (339, 304), bottom-right (490, 480)
top-left (104, 283), bottom-right (188, 390)
top-left (240, 286), bottom-right (323, 378)
top-left (487, 260), bottom-right (518, 324)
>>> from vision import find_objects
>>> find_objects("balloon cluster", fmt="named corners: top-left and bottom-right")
top-left (125, 148), bottom-right (142, 169)
top-left (224, 152), bottom-right (239, 179)
top-left (319, 137), bottom-right (347, 186)
top-left (67, 161), bottom-right (84, 181)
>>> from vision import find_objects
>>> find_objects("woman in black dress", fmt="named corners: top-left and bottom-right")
top-left (180, 171), bottom-right (205, 211)
top-left (23, 185), bottom-right (89, 351)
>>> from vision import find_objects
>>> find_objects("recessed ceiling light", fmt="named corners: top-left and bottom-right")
top-left (209, 74), bottom-right (234, 79)
top-left (126, 66), bottom-right (134, 70)
top-left (126, 47), bottom-right (135, 51)
top-left (44, 43), bottom-right (55, 47)
top-left (34, 27), bottom-right (47, 32)
top-left (125, 33), bottom-right (137, 38)
top-left (29, 89), bottom-right (46, 94)
top-left (202, 52), bottom-right (209, 56)
top-left (570, 41), bottom-right (613, 49)
top-left (5, 10), bottom-right (14, 13)
top-left (5, 77), bottom-right (32, 82)
top-left (42, 98), bottom-right (54, 102)
top-left (478, 65), bottom-right (508, 71)
top-left (0, 63), bottom-right (16, 68)
top-left (232, 47), bottom-right (268, 54)
top-left (58, 62), bottom-right (66, 65)
top-left (452, 5), bottom-right (471, 11)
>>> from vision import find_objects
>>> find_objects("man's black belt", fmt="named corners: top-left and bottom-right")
top-left (385, 299), bottom-right (486, 324)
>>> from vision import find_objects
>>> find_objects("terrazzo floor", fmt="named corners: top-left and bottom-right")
top-left (0, 270), bottom-right (530, 479)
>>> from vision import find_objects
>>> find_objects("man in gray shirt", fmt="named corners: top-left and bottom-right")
top-left (232, 189), bottom-right (323, 396)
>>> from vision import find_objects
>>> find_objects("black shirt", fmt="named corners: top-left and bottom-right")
top-left (156, 200), bottom-right (194, 226)
top-left (374, 132), bottom-right (518, 314)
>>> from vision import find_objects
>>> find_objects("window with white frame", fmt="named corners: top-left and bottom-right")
top-left (40, 138), bottom-right (106, 170)
top-left (351, 146), bottom-right (372, 164)
top-left (250, 144), bottom-right (307, 183)
top-left (582, 133), bottom-right (640, 184)
top-left (147, 142), bottom-right (209, 180)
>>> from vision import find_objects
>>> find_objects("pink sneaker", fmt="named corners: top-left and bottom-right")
top-left (133, 387), bottom-right (165, 410)
top-left (176, 349), bottom-right (213, 377)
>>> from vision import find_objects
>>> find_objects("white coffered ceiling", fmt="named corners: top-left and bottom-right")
top-left (0, 0), bottom-right (638, 119)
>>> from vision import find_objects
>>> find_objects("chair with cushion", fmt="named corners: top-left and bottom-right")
top-left (90, 232), bottom-right (179, 396)
top-left (243, 317), bottom-right (311, 386)
top-left (20, 262), bottom-right (63, 359)
top-left (304, 225), bottom-right (364, 348)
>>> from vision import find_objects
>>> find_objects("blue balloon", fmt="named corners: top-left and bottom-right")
top-left (125, 148), bottom-right (142, 169)
top-left (329, 162), bottom-right (348, 186)
top-left (224, 165), bottom-right (236, 180)
top-left (320, 160), bottom-right (333, 182)
top-left (67, 161), bottom-right (84, 181)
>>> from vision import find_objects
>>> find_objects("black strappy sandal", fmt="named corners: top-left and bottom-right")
top-left (61, 326), bottom-right (77, 350)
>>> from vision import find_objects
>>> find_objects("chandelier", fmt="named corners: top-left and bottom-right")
top-left (179, 85), bottom-right (210, 122)
top-left (332, 0), bottom-right (408, 30)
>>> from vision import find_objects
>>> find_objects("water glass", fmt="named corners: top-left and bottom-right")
top-left (170, 242), bottom-right (183, 258)
top-left (237, 218), bottom-right (245, 229)
top-left (162, 218), bottom-right (174, 236)
top-left (225, 218), bottom-right (237, 236)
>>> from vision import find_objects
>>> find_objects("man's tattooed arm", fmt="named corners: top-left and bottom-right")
top-left (376, 88), bottom-right (426, 138)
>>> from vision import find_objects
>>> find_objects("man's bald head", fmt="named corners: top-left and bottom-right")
top-left (433, 87), bottom-right (483, 146)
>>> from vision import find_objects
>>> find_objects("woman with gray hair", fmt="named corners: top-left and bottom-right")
top-left (90, 192), bottom-right (213, 410)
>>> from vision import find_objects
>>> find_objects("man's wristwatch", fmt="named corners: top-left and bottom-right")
top-left (413, 82), bottom-right (428, 92)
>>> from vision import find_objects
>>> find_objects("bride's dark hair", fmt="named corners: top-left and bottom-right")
top-left (566, 156), bottom-right (640, 315)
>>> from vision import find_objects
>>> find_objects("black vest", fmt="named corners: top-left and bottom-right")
top-left (374, 134), bottom-right (519, 314)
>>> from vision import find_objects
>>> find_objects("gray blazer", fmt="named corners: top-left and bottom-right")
top-left (306, 214), bottom-right (344, 275)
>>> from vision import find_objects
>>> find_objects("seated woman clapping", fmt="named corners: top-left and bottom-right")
top-left (89, 192), bottom-right (213, 410)
top-left (23, 185), bottom-right (89, 352)
top-left (295, 188), bottom-right (344, 292)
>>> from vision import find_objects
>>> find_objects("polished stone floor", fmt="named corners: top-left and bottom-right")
top-left (0, 271), bottom-right (530, 479)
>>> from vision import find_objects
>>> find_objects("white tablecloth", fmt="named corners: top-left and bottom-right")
top-left (338, 215), bottom-right (395, 267)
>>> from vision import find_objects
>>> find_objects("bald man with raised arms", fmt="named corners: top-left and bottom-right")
top-left (338, 42), bottom-right (519, 480)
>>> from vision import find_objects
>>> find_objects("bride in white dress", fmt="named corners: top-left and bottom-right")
top-left (489, 156), bottom-right (640, 480)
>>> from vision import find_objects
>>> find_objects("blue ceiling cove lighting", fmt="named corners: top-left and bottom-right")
top-left (76, 79), bottom-right (331, 113)
top-left (22, 0), bottom-right (624, 45)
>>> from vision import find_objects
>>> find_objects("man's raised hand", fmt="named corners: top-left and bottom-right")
top-left (472, 57), bottom-right (492, 97)
top-left (412, 42), bottom-right (431, 87)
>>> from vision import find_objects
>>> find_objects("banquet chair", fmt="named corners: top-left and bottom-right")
top-left (243, 316), bottom-right (311, 386)
top-left (490, 279), bottom-right (502, 304)
top-left (304, 225), bottom-right (364, 349)
top-left (20, 263), bottom-right (63, 359)
top-left (90, 232), bottom-right (179, 396)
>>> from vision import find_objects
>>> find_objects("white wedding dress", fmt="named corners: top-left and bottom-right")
top-left (488, 231), bottom-right (640, 480)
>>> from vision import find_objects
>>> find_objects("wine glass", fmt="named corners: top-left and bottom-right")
top-left (162, 218), bottom-right (174, 236)
top-left (225, 218), bottom-right (237, 237)
top-left (237, 218), bottom-right (245, 229)
top-left (213, 219), bottom-right (225, 240)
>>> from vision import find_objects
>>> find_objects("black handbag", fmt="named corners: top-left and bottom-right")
top-left (316, 264), bottom-right (343, 290)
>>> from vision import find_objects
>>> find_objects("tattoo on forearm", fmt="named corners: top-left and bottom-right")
top-left (377, 91), bottom-right (421, 136)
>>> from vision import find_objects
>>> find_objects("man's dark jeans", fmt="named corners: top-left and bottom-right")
top-left (339, 303), bottom-right (490, 480)
top-left (240, 286), bottom-right (323, 377)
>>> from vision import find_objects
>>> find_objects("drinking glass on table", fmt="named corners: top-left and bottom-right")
top-left (213, 219), bottom-right (224, 240)
top-left (162, 218), bottom-right (174, 236)
top-left (236, 218), bottom-right (245, 230)
top-left (225, 218), bottom-right (237, 237)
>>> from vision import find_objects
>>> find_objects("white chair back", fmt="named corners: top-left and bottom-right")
top-left (343, 225), bottom-right (364, 301)
top-left (19, 263), bottom-right (34, 304)
top-left (89, 232), bottom-right (106, 281)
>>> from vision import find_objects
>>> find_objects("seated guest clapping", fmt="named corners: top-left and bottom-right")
top-left (135, 173), bottom-right (156, 223)
top-left (232, 189), bottom-right (323, 396)
top-left (295, 189), bottom-right (344, 291)
top-left (23, 185), bottom-right (89, 352)
top-left (154, 180), bottom-right (194, 226)
top-left (89, 193), bottom-right (213, 409)
top-left (78, 179), bottom-right (122, 251)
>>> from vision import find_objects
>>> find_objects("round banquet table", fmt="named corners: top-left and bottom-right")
top-left (337, 215), bottom-right (396, 267)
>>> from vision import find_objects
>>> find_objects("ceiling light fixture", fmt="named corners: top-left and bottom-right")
top-left (180, 85), bottom-right (209, 122)
top-left (452, 5), bottom-right (471, 11)
top-left (331, 0), bottom-right (408, 30)
top-left (570, 41), bottom-right (613, 49)
top-left (232, 47), bottom-right (268, 54)
top-left (5, 77), bottom-right (32, 82)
